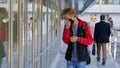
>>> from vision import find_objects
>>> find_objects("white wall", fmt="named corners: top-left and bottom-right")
top-left (78, 14), bottom-right (91, 22)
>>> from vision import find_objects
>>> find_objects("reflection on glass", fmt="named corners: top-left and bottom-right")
top-left (12, 12), bottom-right (18, 68)
top-left (0, 7), bottom-right (8, 68)
top-left (52, 15), bottom-right (55, 41)
top-left (0, 0), bottom-right (61, 68)
top-left (12, 1), bottom-right (19, 67)
top-left (102, 0), bottom-right (109, 4)
top-left (0, 0), bottom-right (7, 3)
top-left (27, 17), bottom-right (33, 68)
top-left (42, 52), bottom-right (47, 68)
top-left (28, 17), bottom-right (33, 41)
top-left (42, 1), bottom-right (47, 51)
top-left (96, 0), bottom-right (120, 5)
top-left (47, 0), bottom-right (50, 44)
top-left (48, 13), bottom-right (52, 44)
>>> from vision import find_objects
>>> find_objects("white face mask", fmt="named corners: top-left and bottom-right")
top-left (2, 18), bottom-right (8, 23)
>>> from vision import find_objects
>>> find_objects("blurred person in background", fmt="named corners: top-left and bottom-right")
top-left (108, 17), bottom-right (114, 36)
top-left (94, 15), bottom-right (111, 65)
top-left (0, 7), bottom-right (7, 68)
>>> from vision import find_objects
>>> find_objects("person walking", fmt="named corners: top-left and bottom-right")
top-left (0, 8), bottom-right (6, 68)
top-left (61, 8), bottom-right (93, 68)
top-left (108, 17), bottom-right (113, 29)
top-left (94, 15), bottom-right (111, 65)
top-left (108, 17), bottom-right (114, 36)
top-left (0, 26), bottom-right (5, 68)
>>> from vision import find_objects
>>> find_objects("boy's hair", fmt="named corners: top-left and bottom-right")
top-left (109, 17), bottom-right (112, 19)
top-left (61, 8), bottom-right (76, 19)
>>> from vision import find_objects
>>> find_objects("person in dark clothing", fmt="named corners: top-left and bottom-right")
top-left (0, 26), bottom-right (5, 68)
top-left (108, 17), bottom-right (113, 28)
top-left (108, 17), bottom-right (114, 36)
top-left (0, 8), bottom-right (7, 68)
top-left (61, 8), bottom-right (93, 68)
top-left (94, 15), bottom-right (111, 65)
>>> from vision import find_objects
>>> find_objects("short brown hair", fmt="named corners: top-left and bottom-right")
top-left (100, 15), bottom-right (105, 20)
top-left (0, 8), bottom-right (8, 19)
top-left (61, 8), bottom-right (76, 19)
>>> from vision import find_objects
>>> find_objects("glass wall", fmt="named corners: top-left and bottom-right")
top-left (0, 0), bottom-right (61, 68)
top-left (0, 1), bottom-right (9, 68)
top-left (96, 0), bottom-right (120, 5)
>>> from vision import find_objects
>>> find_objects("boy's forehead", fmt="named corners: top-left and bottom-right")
top-left (65, 14), bottom-right (71, 17)
top-left (64, 15), bottom-right (70, 18)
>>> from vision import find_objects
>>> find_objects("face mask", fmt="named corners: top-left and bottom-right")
top-left (69, 19), bottom-right (74, 25)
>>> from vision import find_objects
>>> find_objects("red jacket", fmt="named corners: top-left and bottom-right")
top-left (0, 27), bottom-right (5, 42)
top-left (62, 18), bottom-right (93, 46)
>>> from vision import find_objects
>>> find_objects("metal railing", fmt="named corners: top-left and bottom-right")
top-left (108, 27), bottom-right (120, 64)
top-left (113, 28), bottom-right (120, 64)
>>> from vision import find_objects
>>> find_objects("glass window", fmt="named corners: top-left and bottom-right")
top-left (102, 0), bottom-right (109, 4)
top-left (0, 5), bottom-right (9, 68)
top-left (108, 0), bottom-right (114, 4)
top-left (42, 0), bottom-right (47, 51)
top-left (42, 0), bottom-right (47, 68)
top-left (96, 0), bottom-right (120, 5)
top-left (12, 7), bottom-right (18, 68)
top-left (0, 0), bottom-right (7, 3)
top-left (48, 0), bottom-right (52, 44)
top-left (0, 0), bottom-right (61, 68)
top-left (47, 1), bottom-right (52, 68)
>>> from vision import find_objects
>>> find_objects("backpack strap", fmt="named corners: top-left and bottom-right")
top-left (81, 23), bottom-right (87, 30)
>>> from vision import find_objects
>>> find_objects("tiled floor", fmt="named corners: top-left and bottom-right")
top-left (50, 43), bottom-right (120, 68)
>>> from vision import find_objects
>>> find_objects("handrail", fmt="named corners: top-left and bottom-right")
top-left (108, 28), bottom-right (120, 64)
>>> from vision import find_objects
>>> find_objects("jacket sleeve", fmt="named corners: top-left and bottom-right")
top-left (62, 27), bottom-right (70, 44)
top-left (77, 24), bottom-right (93, 46)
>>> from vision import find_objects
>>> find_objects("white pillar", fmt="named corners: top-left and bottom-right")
top-left (99, 0), bottom-right (102, 4)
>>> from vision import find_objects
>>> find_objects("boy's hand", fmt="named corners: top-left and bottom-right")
top-left (70, 36), bottom-right (78, 42)
top-left (65, 20), bottom-right (71, 29)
